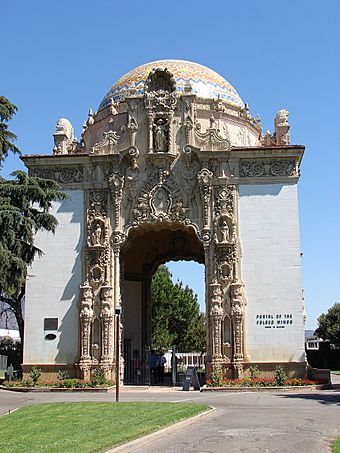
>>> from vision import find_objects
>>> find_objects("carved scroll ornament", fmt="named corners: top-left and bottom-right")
top-left (239, 159), bottom-right (298, 178)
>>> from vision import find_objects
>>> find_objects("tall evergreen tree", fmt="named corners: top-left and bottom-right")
top-left (0, 97), bottom-right (67, 348)
top-left (151, 265), bottom-right (206, 352)
top-left (315, 302), bottom-right (340, 348)
top-left (0, 96), bottom-right (20, 165)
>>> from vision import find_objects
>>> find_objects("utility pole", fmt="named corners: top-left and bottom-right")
top-left (115, 307), bottom-right (121, 402)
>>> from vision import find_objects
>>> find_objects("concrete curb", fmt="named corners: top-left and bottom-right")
top-left (0, 385), bottom-right (114, 393)
top-left (0, 407), bottom-right (19, 417)
top-left (201, 383), bottom-right (332, 392)
top-left (105, 406), bottom-right (215, 452)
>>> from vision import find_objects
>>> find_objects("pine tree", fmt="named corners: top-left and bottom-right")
top-left (0, 96), bottom-right (20, 164)
top-left (0, 97), bottom-right (67, 348)
top-left (315, 303), bottom-right (340, 348)
top-left (151, 265), bottom-right (206, 352)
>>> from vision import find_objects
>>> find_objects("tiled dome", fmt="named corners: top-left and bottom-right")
top-left (98, 59), bottom-right (244, 110)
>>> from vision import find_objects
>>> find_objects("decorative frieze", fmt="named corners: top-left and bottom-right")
top-left (239, 159), bottom-right (297, 178)
top-left (30, 167), bottom-right (84, 183)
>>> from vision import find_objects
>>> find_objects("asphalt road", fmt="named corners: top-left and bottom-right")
top-left (1, 375), bottom-right (339, 453)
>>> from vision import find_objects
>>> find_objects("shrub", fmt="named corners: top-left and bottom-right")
top-left (274, 365), bottom-right (287, 386)
top-left (57, 370), bottom-right (70, 381)
top-left (306, 366), bottom-right (315, 380)
top-left (91, 367), bottom-right (107, 387)
top-left (29, 367), bottom-right (42, 386)
top-left (248, 365), bottom-right (260, 380)
top-left (210, 368), bottom-right (224, 387)
top-left (22, 379), bottom-right (33, 388)
top-left (59, 378), bottom-right (77, 388)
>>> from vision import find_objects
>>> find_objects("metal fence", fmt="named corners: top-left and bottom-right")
top-left (122, 344), bottom-right (206, 386)
top-left (0, 355), bottom-right (8, 372)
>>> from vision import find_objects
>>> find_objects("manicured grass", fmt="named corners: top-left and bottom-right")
top-left (331, 371), bottom-right (340, 375)
top-left (333, 438), bottom-right (340, 452)
top-left (0, 402), bottom-right (209, 453)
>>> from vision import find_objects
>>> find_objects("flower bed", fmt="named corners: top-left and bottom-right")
top-left (205, 377), bottom-right (326, 388)
top-left (1, 379), bottom-right (114, 389)
top-left (0, 366), bottom-right (114, 391)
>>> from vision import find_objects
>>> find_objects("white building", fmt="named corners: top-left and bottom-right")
top-left (22, 60), bottom-right (306, 382)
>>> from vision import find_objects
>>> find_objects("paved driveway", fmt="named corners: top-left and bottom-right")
top-left (1, 375), bottom-right (339, 453)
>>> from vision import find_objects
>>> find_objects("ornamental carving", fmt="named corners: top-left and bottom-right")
top-left (85, 190), bottom-right (111, 287)
top-left (144, 68), bottom-right (178, 154)
top-left (30, 167), bottom-right (84, 183)
top-left (109, 173), bottom-right (125, 229)
top-left (197, 168), bottom-right (213, 242)
top-left (128, 169), bottom-right (192, 227)
top-left (214, 186), bottom-right (234, 217)
top-left (210, 280), bottom-right (224, 360)
top-left (274, 109), bottom-right (290, 145)
top-left (194, 122), bottom-right (231, 151)
top-left (230, 282), bottom-right (245, 369)
top-left (79, 285), bottom-right (94, 366)
top-left (214, 216), bottom-right (233, 246)
top-left (92, 130), bottom-right (121, 154)
top-left (125, 116), bottom-right (138, 147)
top-left (87, 190), bottom-right (110, 249)
top-left (100, 286), bottom-right (113, 362)
top-left (239, 159), bottom-right (297, 178)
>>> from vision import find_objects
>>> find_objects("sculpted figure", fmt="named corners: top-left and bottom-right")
top-left (220, 220), bottom-right (230, 243)
top-left (153, 119), bottom-right (168, 152)
top-left (91, 223), bottom-right (102, 245)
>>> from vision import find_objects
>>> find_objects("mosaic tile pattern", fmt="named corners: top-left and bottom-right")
top-left (99, 59), bottom-right (244, 110)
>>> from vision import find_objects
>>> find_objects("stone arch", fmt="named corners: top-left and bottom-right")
top-left (121, 221), bottom-right (205, 384)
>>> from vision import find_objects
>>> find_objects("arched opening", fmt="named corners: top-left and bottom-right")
top-left (121, 222), bottom-right (205, 385)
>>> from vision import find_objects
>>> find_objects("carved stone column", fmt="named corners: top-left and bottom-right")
top-left (109, 173), bottom-right (124, 231)
top-left (197, 168), bottom-right (213, 243)
top-left (79, 284), bottom-right (93, 380)
top-left (100, 286), bottom-right (113, 377)
top-left (231, 282), bottom-right (245, 378)
top-left (209, 279), bottom-right (224, 361)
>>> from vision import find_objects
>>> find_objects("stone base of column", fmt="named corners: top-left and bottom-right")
top-left (232, 362), bottom-right (244, 379)
top-left (206, 359), bottom-right (230, 382)
top-left (100, 360), bottom-right (114, 380)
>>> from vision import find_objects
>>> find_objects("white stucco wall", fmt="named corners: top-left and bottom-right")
top-left (23, 190), bottom-right (84, 365)
top-left (239, 183), bottom-right (305, 363)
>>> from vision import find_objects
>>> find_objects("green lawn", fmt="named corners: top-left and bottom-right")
top-left (0, 402), bottom-right (210, 453)
top-left (331, 371), bottom-right (340, 375)
top-left (333, 438), bottom-right (340, 453)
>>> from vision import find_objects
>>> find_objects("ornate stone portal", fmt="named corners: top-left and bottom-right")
top-left (22, 60), bottom-right (306, 382)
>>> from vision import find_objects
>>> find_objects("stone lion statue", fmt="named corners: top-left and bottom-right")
top-left (275, 109), bottom-right (289, 127)
top-left (55, 118), bottom-right (74, 140)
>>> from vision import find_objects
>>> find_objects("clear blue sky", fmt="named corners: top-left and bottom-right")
top-left (1, 0), bottom-right (339, 330)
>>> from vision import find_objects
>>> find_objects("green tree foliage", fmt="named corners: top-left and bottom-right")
top-left (151, 265), bottom-right (206, 352)
top-left (0, 97), bottom-right (67, 347)
top-left (0, 96), bottom-right (20, 165)
top-left (315, 302), bottom-right (340, 348)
